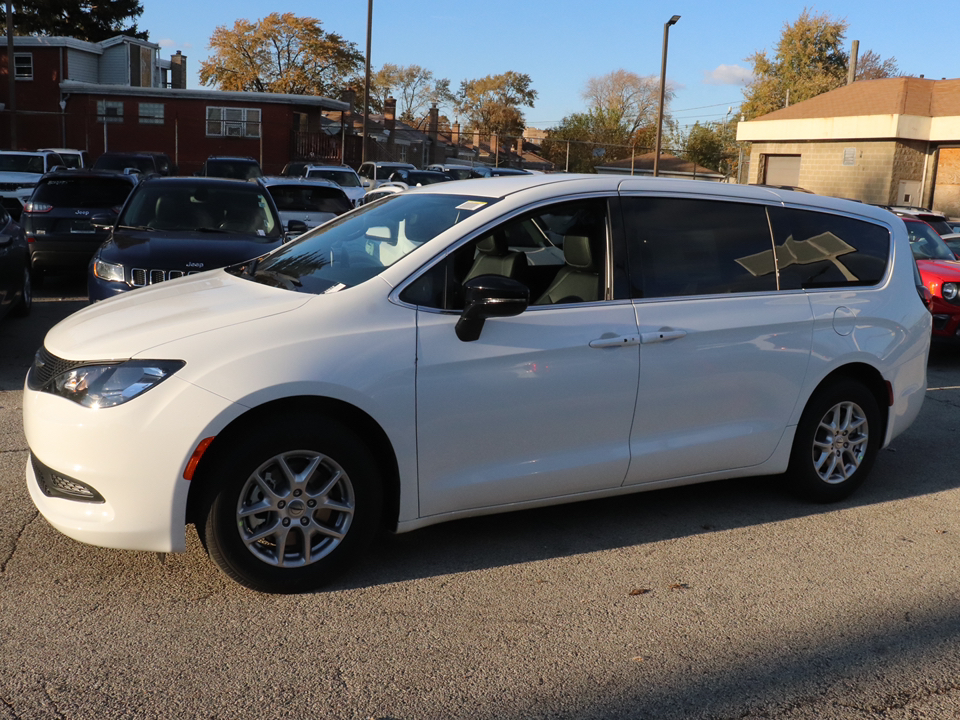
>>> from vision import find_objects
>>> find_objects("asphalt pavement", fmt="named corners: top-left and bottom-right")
top-left (2, 279), bottom-right (960, 719)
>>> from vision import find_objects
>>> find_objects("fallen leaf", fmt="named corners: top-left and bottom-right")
top-left (669, 583), bottom-right (690, 591)
top-left (629, 588), bottom-right (651, 596)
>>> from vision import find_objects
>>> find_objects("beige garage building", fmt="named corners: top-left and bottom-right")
top-left (737, 77), bottom-right (960, 216)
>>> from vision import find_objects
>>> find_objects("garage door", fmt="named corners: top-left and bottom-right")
top-left (764, 155), bottom-right (801, 187)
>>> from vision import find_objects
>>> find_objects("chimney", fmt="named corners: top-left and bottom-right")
top-left (452, 122), bottom-right (460, 146)
top-left (384, 96), bottom-right (396, 131)
top-left (170, 50), bottom-right (187, 89)
top-left (384, 97), bottom-right (397, 152)
top-left (847, 40), bottom-right (859, 85)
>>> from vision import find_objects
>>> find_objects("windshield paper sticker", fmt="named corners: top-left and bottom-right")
top-left (456, 201), bottom-right (487, 212)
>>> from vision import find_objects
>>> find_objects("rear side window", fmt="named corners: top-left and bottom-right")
top-left (621, 197), bottom-right (777, 298)
top-left (33, 177), bottom-right (135, 208)
top-left (769, 207), bottom-right (890, 289)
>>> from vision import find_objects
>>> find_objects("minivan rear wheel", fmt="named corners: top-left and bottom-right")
top-left (787, 380), bottom-right (880, 502)
top-left (200, 418), bottom-right (382, 593)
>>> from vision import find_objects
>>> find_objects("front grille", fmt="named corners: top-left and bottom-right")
top-left (32, 454), bottom-right (104, 503)
top-left (131, 268), bottom-right (198, 287)
top-left (27, 346), bottom-right (83, 391)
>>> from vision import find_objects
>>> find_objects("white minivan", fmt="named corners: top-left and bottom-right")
top-left (23, 176), bottom-right (931, 593)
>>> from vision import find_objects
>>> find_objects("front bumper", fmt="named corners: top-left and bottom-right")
top-left (24, 373), bottom-right (239, 553)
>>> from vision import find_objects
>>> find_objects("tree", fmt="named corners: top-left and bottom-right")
top-left (677, 121), bottom-right (731, 173)
top-left (741, 10), bottom-right (898, 119)
top-left (370, 64), bottom-right (455, 126)
top-left (582, 69), bottom-right (668, 140)
top-left (855, 49), bottom-right (900, 81)
top-left (199, 13), bottom-right (363, 97)
top-left (1, 0), bottom-right (146, 41)
top-left (455, 71), bottom-right (537, 139)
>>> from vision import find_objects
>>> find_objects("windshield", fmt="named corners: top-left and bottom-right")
top-left (205, 160), bottom-right (262, 179)
top-left (267, 185), bottom-right (352, 215)
top-left (230, 192), bottom-right (496, 293)
top-left (0, 153), bottom-right (46, 173)
top-left (94, 155), bottom-right (155, 174)
top-left (34, 177), bottom-right (134, 208)
top-left (906, 220), bottom-right (957, 261)
top-left (916, 215), bottom-right (955, 236)
top-left (306, 169), bottom-right (362, 188)
top-left (119, 182), bottom-right (280, 237)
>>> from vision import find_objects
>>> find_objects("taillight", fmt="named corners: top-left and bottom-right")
top-left (22, 201), bottom-right (52, 213)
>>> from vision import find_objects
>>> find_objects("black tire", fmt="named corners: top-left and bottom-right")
top-left (12, 266), bottom-right (32, 317)
top-left (200, 418), bottom-right (383, 593)
top-left (787, 380), bottom-right (881, 502)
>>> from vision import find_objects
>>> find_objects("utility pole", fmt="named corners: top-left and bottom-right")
top-left (361, 0), bottom-right (372, 164)
top-left (6, 0), bottom-right (16, 149)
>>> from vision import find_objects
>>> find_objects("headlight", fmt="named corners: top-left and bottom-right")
top-left (46, 360), bottom-right (185, 408)
top-left (942, 282), bottom-right (959, 301)
top-left (93, 258), bottom-right (125, 283)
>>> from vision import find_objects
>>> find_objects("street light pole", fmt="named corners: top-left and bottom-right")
top-left (361, 0), bottom-right (372, 164)
top-left (653, 14), bottom-right (680, 177)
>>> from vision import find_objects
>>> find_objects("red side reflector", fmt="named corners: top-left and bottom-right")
top-left (183, 437), bottom-right (215, 480)
top-left (886, 380), bottom-right (894, 407)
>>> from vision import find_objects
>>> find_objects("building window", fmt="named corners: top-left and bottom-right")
top-left (97, 100), bottom-right (124, 123)
top-left (14, 53), bottom-right (32, 80)
top-left (139, 103), bottom-right (164, 125)
top-left (206, 106), bottom-right (261, 138)
top-left (398, 145), bottom-right (408, 162)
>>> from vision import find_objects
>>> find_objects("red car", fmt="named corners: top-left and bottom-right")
top-left (905, 216), bottom-right (960, 337)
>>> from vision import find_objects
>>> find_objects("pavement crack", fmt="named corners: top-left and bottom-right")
top-left (0, 511), bottom-right (39, 576)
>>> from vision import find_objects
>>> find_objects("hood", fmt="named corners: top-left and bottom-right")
top-left (44, 270), bottom-right (311, 361)
top-left (916, 258), bottom-right (960, 280)
top-left (0, 171), bottom-right (41, 185)
top-left (99, 228), bottom-right (283, 273)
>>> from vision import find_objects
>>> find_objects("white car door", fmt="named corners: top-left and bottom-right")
top-left (619, 195), bottom-right (813, 486)
top-left (415, 303), bottom-right (640, 516)
top-left (405, 196), bottom-right (641, 517)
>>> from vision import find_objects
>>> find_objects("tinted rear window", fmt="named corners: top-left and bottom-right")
top-left (622, 197), bottom-right (777, 298)
top-left (33, 177), bottom-right (135, 208)
top-left (770, 207), bottom-right (890, 289)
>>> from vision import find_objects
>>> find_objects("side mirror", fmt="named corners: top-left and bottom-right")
top-left (455, 275), bottom-right (529, 342)
top-left (90, 212), bottom-right (115, 230)
top-left (287, 219), bottom-right (307, 235)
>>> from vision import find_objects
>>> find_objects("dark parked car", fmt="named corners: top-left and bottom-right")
top-left (198, 156), bottom-right (263, 180)
top-left (22, 170), bottom-right (139, 279)
top-left (0, 206), bottom-right (31, 320)
top-left (88, 177), bottom-right (283, 302)
top-left (386, 169), bottom-right (450, 186)
top-left (92, 152), bottom-right (161, 176)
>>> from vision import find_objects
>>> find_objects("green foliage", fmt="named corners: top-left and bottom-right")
top-left (199, 13), bottom-right (363, 97)
top-left (741, 9), bottom-right (899, 120)
top-left (678, 122), bottom-right (728, 173)
top-left (455, 71), bottom-right (537, 138)
top-left (2, 0), bottom-right (146, 41)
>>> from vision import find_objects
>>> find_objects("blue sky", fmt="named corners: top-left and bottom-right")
top-left (140, 0), bottom-right (958, 132)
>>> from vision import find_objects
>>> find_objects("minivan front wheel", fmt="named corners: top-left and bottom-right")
top-left (787, 380), bottom-right (880, 502)
top-left (201, 420), bottom-right (382, 593)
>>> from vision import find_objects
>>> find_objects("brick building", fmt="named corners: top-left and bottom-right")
top-left (0, 35), bottom-right (349, 175)
top-left (736, 77), bottom-right (960, 215)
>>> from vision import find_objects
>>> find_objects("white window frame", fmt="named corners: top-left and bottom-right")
top-left (139, 102), bottom-right (164, 125)
top-left (97, 100), bottom-right (124, 124)
top-left (14, 53), bottom-right (33, 80)
top-left (206, 106), bottom-right (261, 138)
